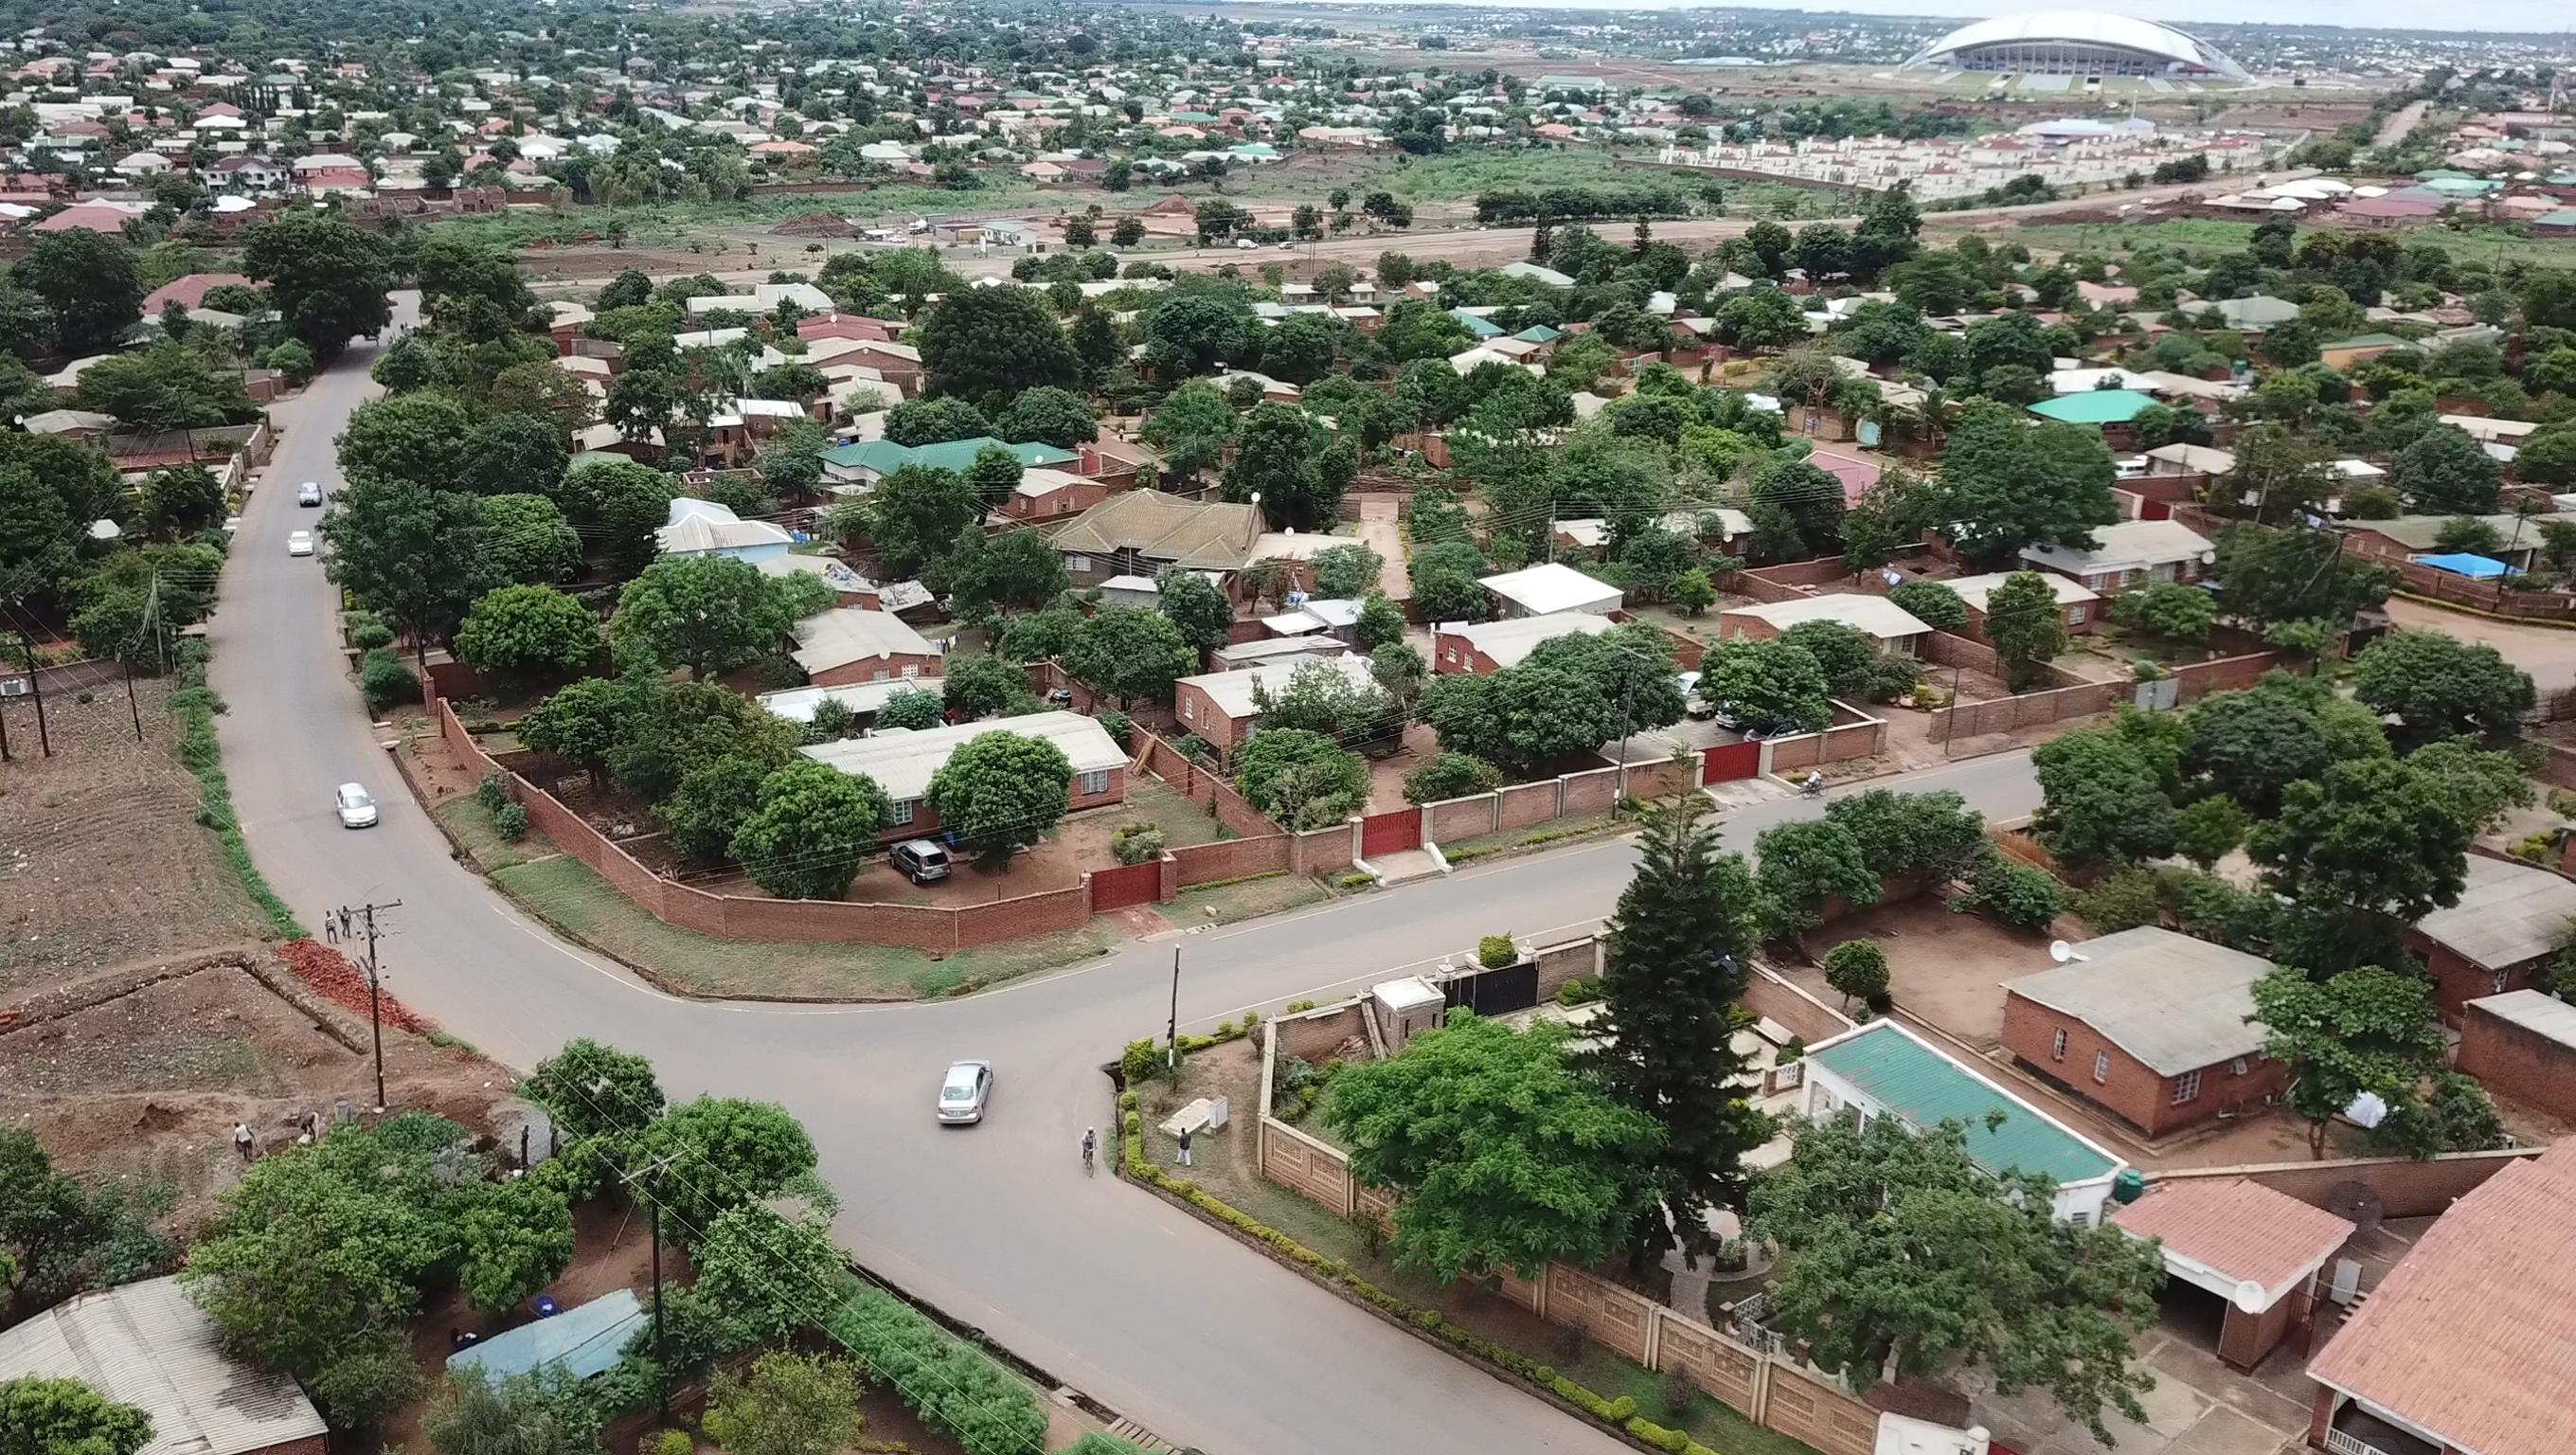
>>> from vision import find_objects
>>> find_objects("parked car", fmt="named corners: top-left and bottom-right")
top-left (936, 1059), bottom-right (993, 1124)
top-left (297, 480), bottom-right (324, 507)
top-left (334, 782), bottom-right (378, 828)
top-left (286, 530), bottom-right (314, 557)
top-left (890, 839), bottom-right (952, 884)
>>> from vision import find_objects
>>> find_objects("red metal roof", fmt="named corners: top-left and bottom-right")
top-left (2106, 1178), bottom-right (2352, 1304)
top-left (2305, 1144), bottom-right (2576, 1455)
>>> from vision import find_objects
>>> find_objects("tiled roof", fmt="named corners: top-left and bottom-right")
top-left (2107, 1178), bottom-right (2352, 1305)
top-left (2306, 1144), bottom-right (2576, 1455)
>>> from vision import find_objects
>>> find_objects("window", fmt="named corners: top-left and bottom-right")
top-left (1066, 554), bottom-right (1091, 572)
top-left (1180, 698), bottom-right (1195, 720)
top-left (869, 669), bottom-right (888, 682)
top-left (2092, 1051), bottom-right (2109, 1084)
top-left (2067, 603), bottom-right (2089, 625)
top-left (2229, 1056), bottom-right (2248, 1077)
top-left (1079, 768), bottom-right (1111, 795)
top-left (901, 664), bottom-right (920, 678)
top-left (2050, 1029), bottom-right (2067, 1060)
top-left (2173, 1069), bottom-right (2203, 1104)
top-left (890, 799), bottom-right (916, 825)
top-left (2068, 1211), bottom-right (2091, 1227)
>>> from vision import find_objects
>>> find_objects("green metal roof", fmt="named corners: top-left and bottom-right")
top-left (820, 436), bottom-right (1077, 475)
top-left (1807, 1021), bottom-right (2117, 1187)
top-left (2027, 389), bottom-right (2157, 425)
top-left (1449, 308), bottom-right (1503, 338)
top-left (1514, 324), bottom-right (1564, 343)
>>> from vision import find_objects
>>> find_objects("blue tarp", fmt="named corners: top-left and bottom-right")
top-left (2412, 552), bottom-right (2509, 581)
top-left (447, 1288), bottom-right (647, 1381)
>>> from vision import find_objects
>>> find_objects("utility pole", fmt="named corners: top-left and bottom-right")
top-left (617, 1147), bottom-right (686, 1425)
top-left (1610, 654), bottom-right (1636, 818)
top-left (341, 900), bottom-right (402, 1111)
top-left (15, 624), bottom-right (49, 757)
top-left (1166, 946), bottom-right (1181, 1069)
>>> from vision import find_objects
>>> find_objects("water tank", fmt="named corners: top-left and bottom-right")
top-left (2111, 1167), bottom-right (2147, 1204)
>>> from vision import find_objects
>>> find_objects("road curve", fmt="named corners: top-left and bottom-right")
top-left (206, 305), bottom-right (2043, 1455)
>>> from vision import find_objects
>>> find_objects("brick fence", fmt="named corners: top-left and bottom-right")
top-left (435, 697), bottom-right (1097, 955)
top-left (1252, 999), bottom-right (1881, 1455)
top-left (1930, 640), bottom-right (2280, 743)
top-left (2147, 1148), bottom-right (2539, 1219)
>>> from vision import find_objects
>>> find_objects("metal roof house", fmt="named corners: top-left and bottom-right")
top-left (0, 1276), bottom-right (328, 1455)
top-left (1799, 1017), bottom-right (2126, 1224)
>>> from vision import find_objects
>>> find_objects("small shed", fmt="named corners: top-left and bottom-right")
top-left (448, 1289), bottom-right (648, 1381)
top-left (2107, 1178), bottom-right (2353, 1370)
top-left (1478, 562), bottom-right (1622, 620)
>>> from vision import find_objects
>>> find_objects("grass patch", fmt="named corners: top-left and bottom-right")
top-left (489, 853), bottom-right (1117, 1000)
top-left (1438, 813), bottom-right (1623, 866)
top-left (435, 794), bottom-right (539, 871)
top-left (1982, 217), bottom-right (2576, 270)
top-left (170, 653), bottom-right (303, 941)
top-left (424, 185), bottom-right (1048, 250)
top-left (1168, 871), bottom-right (1332, 926)
top-left (1120, 776), bottom-right (1230, 850)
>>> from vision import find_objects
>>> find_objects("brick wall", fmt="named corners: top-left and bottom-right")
top-left (1545, 1265), bottom-right (1656, 1364)
top-left (1624, 755), bottom-right (1693, 798)
top-left (1133, 728), bottom-right (1284, 842)
top-left (808, 653), bottom-right (942, 688)
top-left (1921, 629), bottom-right (2003, 674)
top-left (1275, 1002), bottom-right (1368, 1061)
top-left (1560, 766), bottom-right (1619, 817)
top-left (1168, 835), bottom-right (1292, 887)
top-left (2458, 1001), bottom-right (2576, 1122)
top-left (2001, 993), bottom-right (2284, 1137)
top-left (1497, 781), bottom-right (1563, 831)
top-left (2149, 1148), bottom-right (2539, 1219)
top-left (1531, 937), bottom-right (1601, 999)
top-left (1293, 823), bottom-right (1355, 874)
top-left (1763, 1367), bottom-right (1878, 1455)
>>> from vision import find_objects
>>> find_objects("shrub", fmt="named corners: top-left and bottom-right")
top-left (1119, 1037), bottom-right (1169, 1085)
top-left (2513, 833), bottom-right (2552, 861)
top-left (1172, 732), bottom-right (1214, 763)
top-left (805, 696), bottom-right (856, 743)
top-left (823, 1289), bottom-right (1048, 1455)
top-left (1283, 998), bottom-right (1317, 1013)
top-left (1955, 858), bottom-right (2067, 931)
top-left (655, 1430), bottom-right (692, 1455)
top-left (1887, 580), bottom-right (1969, 630)
top-left (359, 649), bottom-right (421, 713)
top-left (1403, 751), bottom-right (1504, 805)
top-left (2076, 867), bottom-right (2161, 932)
top-left (1476, 934), bottom-right (1517, 968)
top-left (475, 771), bottom-right (510, 813)
top-left (1097, 710), bottom-right (1132, 750)
top-left (350, 620), bottom-right (395, 651)
top-left (1656, 1371), bottom-right (1698, 1422)
top-left (1553, 976), bottom-right (1598, 1006)
top-left (492, 803), bottom-right (530, 842)
top-left (1627, 1416), bottom-right (1692, 1453)
top-left (1110, 821), bottom-right (1167, 865)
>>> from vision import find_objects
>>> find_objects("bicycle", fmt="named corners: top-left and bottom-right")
top-left (1081, 1129), bottom-right (1097, 1176)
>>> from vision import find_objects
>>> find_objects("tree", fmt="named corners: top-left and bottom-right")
top-left (2251, 757), bottom-right (2472, 975)
top-left (1983, 570), bottom-right (2067, 690)
top-left (1932, 402), bottom-right (2118, 567)
top-left (918, 287), bottom-right (1080, 408)
top-left (479, 494), bottom-right (584, 586)
top-left (1403, 751), bottom-right (1503, 805)
top-left (729, 762), bottom-right (889, 900)
top-left (2517, 423), bottom-right (2576, 488)
top-left (1754, 818), bottom-right (1880, 938)
top-left (456, 1177), bottom-right (574, 1313)
top-left (608, 556), bottom-right (798, 680)
top-left (1746, 1113), bottom-right (2163, 1444)
top-left (423, 1366), bottom-right (596, 1455)
top-left (874, 688), bottom-right (943, 732)
top-left (1322, 1011), bottom-right (1663, 1281)
top-left (1712, 289), bottom-right (1804, 351)
top-left (703, 1352), bottom-right (863, 1455)
top-left (2030, 715), bottom-right (2182, 869)
top-left (454, 585), bottom-right (599, 692)
top-left (1154, 567), bottom-right (1234, 659)
top-left (0, 1129), bottom-right (169, 1324)
top-left (2188, 671), bottom-right (2384, 817)
top-left (882, 397), bottom-right (992, 448)
top-left (516, 678), bottom-right (636, 778)
top-left (1140, 290), bottom-right (1258, 376)
top-left (867, 465), bottom-right (978, 581)
top-left (939, 654), bottom-right (1027, 721)
top-left (1583, 799), bottom-right (1768, 1261)
top-left (1420, 665), bottom-right (1619, 777)
top-left (2388, 424), bottom-right (2501, 514)
top-left (322, 481), bottom-right (492, 655)
top-left (338, 389), bottom-right (478, 492)
top-left (140, 463), bottom-right (225, 538)
top-left (1824, 788), bottom-right (1992, 886)
top-left (1140, 381), bottom-right (1237, 484)
top-left (1777, 620), bottom-right (1879, 701)
top-left (924, 731), bottom-right (1074, 868)
top-left (1886, 581), bottom-right (1967, 630)
top-left (2109, 582), bottom-right (2213, 646)
top-left (1309, 543), bottom-right (1384, 599)
top-left (945, 527), bottom-right (1069, 620)
top-left (14, 230), bottom-right (143, 354)
top-left (1066, 605), bottom-right (1197, 708)
top-left (75, 344), bottom-right (255, 431)
top-left (2210, 522), bottom-right (2395, 646)
top-left (242, 210), bottom-right (392, 357)
top-left (524, 1039), bottom-right (665, 1141)
top-left (1251, 658), bottom-right (1397, 740)
top-left (993, 386), bottom-right (1098, 449)
top-left (2401, 738), bottom-right (2534, 836)
top-left (1223, 404), bottom-right (1347, 530)
top-left (1355, 593), bottom-right (1407, 652)
top-left (635, 1097), bottom-right (819, 1242)
top-left (2251, 965), bottom-right (2447, 1159)
top-left (657, 755), bottom-right (776, 866)
top-left (1407, 540), bottom-right (1490, 624)
top-left (0, 1377), bottom-right (153, 1455)
top-left (1700, 638), bottom-right (1831, 736)
top-left (614, 681), bottom-right (799, 803)
top-left (1670, 568), bottom-right (1718, 617)
top-left (1232, 728), bottom-right (1370, 829)
top-left (1821, 940), bottom-right (1889, 1011)
top-left (2352, 630), bottom-right (2534, 748)
top-left (560, 460), bottom-right (675, 579)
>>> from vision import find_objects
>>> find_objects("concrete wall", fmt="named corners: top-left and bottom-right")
top-left (2457, 1001), bottom-right (2576, 1122)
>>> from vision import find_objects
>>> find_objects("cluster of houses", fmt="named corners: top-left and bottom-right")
top-left (1666, 116), bottom-right (2276, 203)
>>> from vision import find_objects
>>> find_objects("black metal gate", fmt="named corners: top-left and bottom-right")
top-left (1443, 961), bottom-right (1539, 1017)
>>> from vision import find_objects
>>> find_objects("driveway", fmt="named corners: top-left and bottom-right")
top-left (208, 295), bottom-right (2049, 1455)
top-left (1355, 497), bottom-right (1408, 601)
top-left (2385, 597), bottom-right (2576, 699)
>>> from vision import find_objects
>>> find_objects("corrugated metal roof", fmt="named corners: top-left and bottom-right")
top-left (0, 1276), bottom-right (326, 1455)
top-left (2107, 1178), bottom-right (2352, 1305)
top-left (2413, 854), bottom-right (2576, 970)
top-left (447, 1289), bottom-right (647, 1383)
top-left (2306, 1144), bottom-right (2576, 1455)
top-left (1805, 1019), bottom-right (2118, 1187)
top-left (2004, 927), bottom-right (2270, 1076)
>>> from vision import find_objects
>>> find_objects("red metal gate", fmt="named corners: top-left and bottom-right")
top-left (1088, 860), bottom-right (1160, 911)
top-left (1359, 808), bottom-right (1421, 856)
top-left (1703, 740), bottom-right (1762, 783)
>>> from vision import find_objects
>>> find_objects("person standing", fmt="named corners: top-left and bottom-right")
top-left (1176, 1124), bottom-right (1193, 1169)
top-left (232, 1123), bottom-right (254, 1162)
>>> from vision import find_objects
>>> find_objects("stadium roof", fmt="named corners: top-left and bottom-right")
top-left (1902, 11), bottom-right (2246, 80)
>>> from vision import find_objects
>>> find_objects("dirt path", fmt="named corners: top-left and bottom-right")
top-left (1354, 497), bottom-right (1409, 601)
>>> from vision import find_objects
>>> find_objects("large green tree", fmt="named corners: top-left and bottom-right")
top-left (866, 466), bottom-right (977, 581)
top-left (924, 730), bottom-right (1075, 867)
top-left (1066, 605), bottom-right (1197, 708)
top-left (2352, 629), bottom-right (2535, 749)
top-left (1231, 728), bottom-right (1369, 829)
top-left (728, 762), bottom-right (890, 900)
top-left (0, 1377), bottom-right (153, 1455)
top-left (1746, 1113), bottom-right (2164, 1444)
top-left (14, 231), bottom-right (142, 355)
top-left (1583, 799), bottom-right (1769, 1264)
top-left (1221, 404), bottom-right (1351, 531)
top-left (453, 584), bottom-right (600, 693)
top-left (1932, 401), bottom-right (2119, 567)
top-left (0, 1129), bottom-right (169, 1324)
top-left (1139, 380), bottom-right (1236, 485)
top-left (917, 287), bottom-right (1080, 408)
top-left (1323, 1011), bottom-right (1664, 1281)
top-left (322, 480), bottom-right (493, 656)
top-left (241, 210), bottom-right (394, 357)
top-left (607, 555), bottom-right (800, 680)
top-left (1983, 569), bottom-right (2069, 690)
top-left (2251, 965), bottom-right (2448, 1159)
top-left (2250, 756), bottom-right (2472, 975)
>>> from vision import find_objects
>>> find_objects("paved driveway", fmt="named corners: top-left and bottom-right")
top-left (2384, 598), bottom-right (2576, 699)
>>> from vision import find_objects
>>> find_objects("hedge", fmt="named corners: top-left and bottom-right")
top-left (826, 1287), bottom-right (1050, 1455)
top-left (171, 648), bottom-right (304, 939)
top-left (1112, 1092), bottom-right (1726, 1455)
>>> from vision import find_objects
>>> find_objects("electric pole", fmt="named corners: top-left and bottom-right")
top-left (1166, 946), bottom-right (1181, 1068)
top-left (340, 899), bottom-right (402, 1111)
top-left (15, 624), bottom-right (49, 757)
top-left (617, 1147), bottom-right (687, 1425)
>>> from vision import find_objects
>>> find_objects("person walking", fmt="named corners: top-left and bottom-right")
top-left (1175, 1124), bottom-right (1193, 1169)
top-left (232, 1123), bottom-right (254, 1162)
top-left (322, 913), bottom-right (338, 945)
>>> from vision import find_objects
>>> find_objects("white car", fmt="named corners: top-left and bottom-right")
top-left (936, 1059), bottom-right (993, 1124)
top-left (297, 481), bottom-right (324, 507)
top-left (287, 530), bottom-right (315, 557)
top-left (333, 782), bottom-right (379, 829)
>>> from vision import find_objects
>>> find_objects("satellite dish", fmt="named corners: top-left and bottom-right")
top-left (2048, 940), bottom-right (2089, 964)
top-left (2231, 1278), bottom-right (2269, 1316)
top-left (2199, 549), bottom-right (2218, 566)
top-left (2344, 1089), bottom-right (2389, 1129)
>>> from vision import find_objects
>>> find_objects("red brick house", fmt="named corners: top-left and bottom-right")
top-left (999, 466), bottom-right (1109, 522)
top-left (2106, 1179), bottom-right (2353, 1371)
top-left (1432, 612), bottom-right (1614, 674)
top-left (2017, 519), bottom-right (2214, 595)
top-left (2001, 926), bottom-right (2283, 1138)
top-left (797, 710), bottom-right (1128, 840)
top-left (2457, 990), bottom-right (2576, 1123)
top-left (1175, 656), bottom-right (1378, 755)
top-left (1943, 570), bottom-right (2102, 643)
top-left (2404, 854), bottom-right (2576, 1023)
top-left (790, 609), bottom-right (943, 688)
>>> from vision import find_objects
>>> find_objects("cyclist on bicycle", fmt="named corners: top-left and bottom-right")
top-left (1081, 1126), bottom-right (1098, 1168)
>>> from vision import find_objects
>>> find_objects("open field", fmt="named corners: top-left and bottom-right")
top-left (1950, 216), bottom-right (2576, 270)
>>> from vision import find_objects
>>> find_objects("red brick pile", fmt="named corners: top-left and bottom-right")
top-left (277, 939), bottom-right (438, 1033)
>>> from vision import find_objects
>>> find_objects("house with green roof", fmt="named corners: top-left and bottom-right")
top-left (1800, 1018), bottom-right (2126, 1224)
top-left (2026, 388), bottom-right (2158, 427)
top-left (820, 436), bottom-right (1078, 491)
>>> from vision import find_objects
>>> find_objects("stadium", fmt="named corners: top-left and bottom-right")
top-left (1899, 11), bottom-right (2250, 82)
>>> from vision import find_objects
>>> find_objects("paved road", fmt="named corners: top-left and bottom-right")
top-left (208, 310), bottom-right (2044, 1455)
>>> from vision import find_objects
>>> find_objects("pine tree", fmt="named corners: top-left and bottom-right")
top-left (1530, 216), bottom-right (1555, 264)
top-left (1582, 798), bottom-right (1770, 1266)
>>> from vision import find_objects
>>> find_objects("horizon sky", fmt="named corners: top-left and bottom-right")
top-left (1248, 0), bottom-right (2576, 39)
